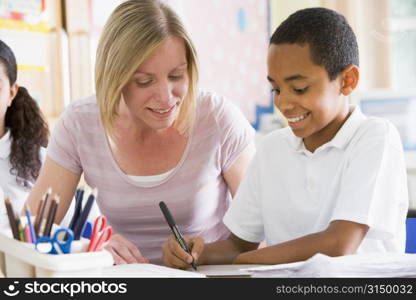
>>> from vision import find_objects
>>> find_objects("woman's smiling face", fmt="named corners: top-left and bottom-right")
top-left (121, 36), bottom-right (189, 132)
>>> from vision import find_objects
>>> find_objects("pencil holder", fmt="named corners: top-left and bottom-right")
top-left (0, 228), bottom-right (114, 278)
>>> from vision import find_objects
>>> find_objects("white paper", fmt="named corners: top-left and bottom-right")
top-left (189, 264), bottom-right (264, 277)
top-left (243, 253), bottom-right (416, 278)
top-left (101, 263), bottom-right (206, 278)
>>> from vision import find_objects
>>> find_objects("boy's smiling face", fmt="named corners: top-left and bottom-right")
top-left (267, 43), bottom-right (353, 152)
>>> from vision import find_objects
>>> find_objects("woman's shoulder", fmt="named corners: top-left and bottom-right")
top-left (195, 90), bottom-right (247, 123)
top-left (64, 94), bottom-right (99, 115)
top-left (196, 90), bottom-right (232, 111)
top-left (59, 95), bottom-right (99, 125)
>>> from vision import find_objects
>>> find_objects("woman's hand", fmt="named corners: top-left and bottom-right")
top-left (162, 234), bottom-right (205, 269)
top-left (105, 233), bottom-right (149, 264)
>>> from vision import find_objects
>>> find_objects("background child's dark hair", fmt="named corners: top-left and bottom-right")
top-left (0, 40), bottom-right (49, 188)
top-left (270, 7), bottom-right (359, 81)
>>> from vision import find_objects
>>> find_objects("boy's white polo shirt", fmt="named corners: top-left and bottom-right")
top-left (224, 105), bottom-right (408, 253)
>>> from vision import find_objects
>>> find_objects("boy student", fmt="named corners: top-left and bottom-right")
top-left (162, 7), bottom-right (408, 268)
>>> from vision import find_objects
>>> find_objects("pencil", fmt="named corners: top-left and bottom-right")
top-left (34, 188), bottom-right (51, 237)
top-left (24, 224), bottom-right (32, 243)
top-left (18, 220), bottom-right (24, 242)
top-left (42, 195), bottom-right (59, 237)
top-left (4, 197), bottom-right (19, 240)
top-left (24, 204), bottom-right (36, 243)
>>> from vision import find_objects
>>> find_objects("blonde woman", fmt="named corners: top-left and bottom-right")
top-left (26, 0), bottom-right (255, 264)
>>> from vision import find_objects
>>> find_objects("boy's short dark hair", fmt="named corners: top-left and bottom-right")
top-left (270, 7), bottom-right (359, 81)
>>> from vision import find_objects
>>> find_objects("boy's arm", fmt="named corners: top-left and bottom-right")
top-left (197, 233), bottom-right (259, 265)
top-left (162, 233), bottom-right (259, 269)
top-left (233, 220), bottom-right (368, 265)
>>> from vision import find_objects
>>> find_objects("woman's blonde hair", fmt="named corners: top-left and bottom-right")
top-left (95, 0), bottom-right (198, 137)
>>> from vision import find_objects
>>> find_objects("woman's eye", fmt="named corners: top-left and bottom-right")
top-left (135, 80), bottom-right (152, 87)
top-left (294, 87), bottom-right (308, 94)
top-left (169, 75), bottom-right (184, 81)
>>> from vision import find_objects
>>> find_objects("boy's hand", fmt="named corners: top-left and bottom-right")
top-left (162, 234), bottom-right (205, 269)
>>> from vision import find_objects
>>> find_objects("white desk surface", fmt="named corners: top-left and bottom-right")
top-left (101, 263), bottom-right (265, 278)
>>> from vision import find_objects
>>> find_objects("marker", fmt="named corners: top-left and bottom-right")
top-left (159, 201), bottom-right (197, 270)
top-left (73, 188), bottom-right (97, 240)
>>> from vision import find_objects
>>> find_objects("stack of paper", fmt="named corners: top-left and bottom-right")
top-left (243, 252), bottom-right (416, 277)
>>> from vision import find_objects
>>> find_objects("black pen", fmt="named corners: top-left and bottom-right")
top-left (159, 201), bottom-right (197, 271)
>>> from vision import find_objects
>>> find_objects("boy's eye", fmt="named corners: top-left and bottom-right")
top-left (271, 88), bottom-right (280, 95)
top-left (294, 87), bottom-right (308, 94)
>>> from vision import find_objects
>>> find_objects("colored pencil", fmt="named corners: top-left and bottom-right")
top-left (4, 197), bottom-right (19, 240)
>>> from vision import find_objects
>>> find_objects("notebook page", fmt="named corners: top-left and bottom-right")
top-left (102, 263), bottom-right (206, 278)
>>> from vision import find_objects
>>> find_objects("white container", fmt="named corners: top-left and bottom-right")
top-left (0, 228), bottom-right (114, 278)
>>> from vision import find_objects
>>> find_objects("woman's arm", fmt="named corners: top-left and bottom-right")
top-left (233, 220), bottom-right (369, 265)
top-left (26, 156), bottom-right (80, 223)
top-left (27, 156), bottom-right (148, 264)
top-left (223, 142), bottom-right (256, 197)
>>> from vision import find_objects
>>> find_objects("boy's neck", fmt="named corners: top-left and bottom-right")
top-left (303, 105), bottom-right (352, 153)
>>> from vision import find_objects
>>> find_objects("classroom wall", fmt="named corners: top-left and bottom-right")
top-left (0, 0), bottom-right (66, 122)
top-left (167, 0), bottom-right (270, 123)
top-left (270, 0), bottom-right (393, 91)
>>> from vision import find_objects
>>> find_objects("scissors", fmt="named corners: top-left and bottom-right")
top-left (87, 216), bottom-right (113, 252)
top-left (35, 228), bottom-right (74, 255)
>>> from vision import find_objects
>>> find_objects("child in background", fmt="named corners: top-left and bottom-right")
top-left (162, 7), bottom-right (408, 268)
top-left (0, 40), bottom-right (49, 222)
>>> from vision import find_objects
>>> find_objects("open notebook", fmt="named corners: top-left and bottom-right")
top-left (243, 252), bottom-right (416, 278)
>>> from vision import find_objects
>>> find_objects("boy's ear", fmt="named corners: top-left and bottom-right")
top-left (340, 65), bottom-right (359, 96)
